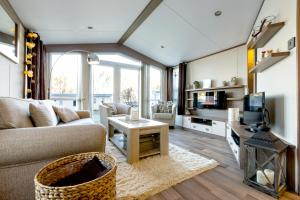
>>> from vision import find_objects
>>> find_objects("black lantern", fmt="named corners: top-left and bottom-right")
top-left (244, 131), bottom-right (288, 198)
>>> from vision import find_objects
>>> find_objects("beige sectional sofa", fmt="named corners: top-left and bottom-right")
top-left (0, 97), bottom-right (106, 200)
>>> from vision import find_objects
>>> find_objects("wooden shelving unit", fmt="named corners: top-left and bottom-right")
top-left (247, 22), bottom-right (285, 49)
top-left (185, 85), bottom-right (244, 92)
top-left (250, 52), bottom-right (290, 73)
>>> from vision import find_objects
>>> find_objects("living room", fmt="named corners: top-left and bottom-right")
top-left (0, 0), bottom-right (299, 200)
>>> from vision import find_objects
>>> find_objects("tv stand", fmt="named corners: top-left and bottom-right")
top-left (226, 121), bottom-right (255, 169)
top-left (182, 115), bottom-right (226, 137)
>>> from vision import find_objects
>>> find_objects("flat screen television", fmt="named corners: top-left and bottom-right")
top-left (243, 92), bottom-right (265, 126)
top-left (193, 91), bottom-right (226, 109)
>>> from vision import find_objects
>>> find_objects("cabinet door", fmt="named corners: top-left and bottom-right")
top-left (183, 116), bottom-right (191, 128)
top-left (212, 121), bottom-right (226, 137)
top-left (190, 123), bottom-right (201, 131)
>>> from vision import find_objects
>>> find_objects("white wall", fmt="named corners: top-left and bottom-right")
top-left (250, 0), bottom-right (298, 192)
top-left (186, 45), bottom-right (247, 88)
top-left (252, 0), bottom-right (297, 146)
top-left (0, 24), bottom-right (24, 98)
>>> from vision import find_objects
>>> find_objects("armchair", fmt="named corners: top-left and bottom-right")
top-left (151, 104), bottom-right (176, 127)
top-left (99, 102), bottom-right (131, 129)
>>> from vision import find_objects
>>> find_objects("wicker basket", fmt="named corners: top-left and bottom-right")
top-left (34, 152), bottom-right (117, 200)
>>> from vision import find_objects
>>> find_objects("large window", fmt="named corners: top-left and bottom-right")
top-left (91, 54), bottom-right (141, 121)
top-left (50, 53), bottom-right (82, 109)
top-left (149, 66), bottom-right (162, 106)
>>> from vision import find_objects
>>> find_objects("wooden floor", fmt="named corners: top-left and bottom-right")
top-left (148, 128), bottom-right (299, 200)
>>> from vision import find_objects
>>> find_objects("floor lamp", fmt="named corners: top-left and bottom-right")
top-left (48, 50), bottom-right (100, 98)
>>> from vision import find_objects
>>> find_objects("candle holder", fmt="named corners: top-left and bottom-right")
top-left (243, 131), bottom-right (288, 198)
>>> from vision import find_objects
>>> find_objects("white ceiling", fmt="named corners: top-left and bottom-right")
top-left (9, 0), bottom-right (263, 66)
top-left (125, 0), bottom-right (264, 65)
top-left (9, 0), bottom-right (150, 44)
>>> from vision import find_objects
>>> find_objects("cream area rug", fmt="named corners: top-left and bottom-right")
top-left (106, 142), bottom-right (218, 200)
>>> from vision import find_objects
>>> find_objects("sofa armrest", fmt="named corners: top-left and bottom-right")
top-left (76, 110), bottom-right (91, 119)
top-left (0, 124), bottom-right (106, 167)
top-left (172, 104), bottom-right (177, 115)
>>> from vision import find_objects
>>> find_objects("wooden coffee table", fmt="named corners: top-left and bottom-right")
top-left (108, 117), bottom-right (169, 164)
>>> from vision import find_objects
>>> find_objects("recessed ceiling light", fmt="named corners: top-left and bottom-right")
top-left (160, 45), bottom-right (165, 49)
top-left (87, 26), bottom-right (93, 30)
top-left (214, 10), bottom-right (222, 16)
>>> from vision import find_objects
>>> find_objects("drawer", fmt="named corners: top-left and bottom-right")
top-left (190, 123), bottom-right (201, 131)
top-left (201, 125), bottom-right (212, 133)
top-left (212, 121), bottom-right (226, 137)
top-left (183, 116), bottom-right (191, 128)
top-left (212, 120), bottom-right (225, 128)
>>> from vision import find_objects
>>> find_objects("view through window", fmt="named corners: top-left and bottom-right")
top-left (50, 53), bottom-right (82, 109)
top-left (120, 68), bottom-right (139, 107)
top-left (149, 66), bottom-right (162, 106)
top-left (92, 54), bottom-right (141, 122)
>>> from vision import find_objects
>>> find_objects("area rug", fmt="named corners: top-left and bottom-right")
top-left (106, 142), bottom-right (218, 200)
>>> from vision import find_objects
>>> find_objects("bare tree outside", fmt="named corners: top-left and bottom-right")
top-left (121, 87), bottom-right (137, 106)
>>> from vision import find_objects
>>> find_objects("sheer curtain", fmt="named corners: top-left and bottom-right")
top-left (141, 62), bottom-right (150, 118)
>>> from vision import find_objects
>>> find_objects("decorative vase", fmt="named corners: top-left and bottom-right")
top-left (230, 77), bottom-right (238, 86)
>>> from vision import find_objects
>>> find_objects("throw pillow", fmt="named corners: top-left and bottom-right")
top-left (166, 101), bottom-right (173, 113)
top-left (52, 106), bottom-right (80, 123)
top-left (157, 101), bottom-right (165, 113)
top-left (0, 98), bottom-right (34, 129)
top-left (29, 102), bottom-right (58, 127)
top-left (103, 102), bottom-right (117, 115)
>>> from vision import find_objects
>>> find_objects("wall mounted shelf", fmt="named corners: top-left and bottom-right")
top-left (250, 52), bottom-right (290, 73)
top-left (227, 97), bottom-right (244, 101)
top-left (185, 85), bottom-right (244, 92)
top-left (247, 22), bottom-right (285, 49)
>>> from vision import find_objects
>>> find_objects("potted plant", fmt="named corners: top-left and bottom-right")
top-left (193, 81), bottom-right (200, 89)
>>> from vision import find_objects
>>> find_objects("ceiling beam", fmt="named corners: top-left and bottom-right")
top-left (45, 43), bottom-right (166, 68)
top-left (186, 43), bottom-right (246, 64)
top-left (117, 0), bottom-right (163, 44)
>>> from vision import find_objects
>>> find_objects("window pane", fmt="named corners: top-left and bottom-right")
top-left (50, 53), bottom-right (81, 109)
top-left (149, 67), bottom-right (162, 106)
top-left (92, 65), bottom-right (114, 122)
top-left (120, 69), bottom-right (139, 107)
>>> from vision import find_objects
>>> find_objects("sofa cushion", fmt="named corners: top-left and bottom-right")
top-left (0, 97), bottom-right (34, 129)
top-left (153, 113), bottom-right (173, 120)
top-left (102, 102), bottom-right (117, 115)
top-left (29, 102), bottom-right (58, 127)
top-left (53, 106), bottom-right (80, 123)
top-left (58, 118), bottom-right (95, 126)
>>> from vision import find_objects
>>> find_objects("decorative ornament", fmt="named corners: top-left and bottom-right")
top-left (26, 53), bottom-right (33, 59)
top-left (27, 70), bottom-right (33, 78)
top-left (27, 88), bottom-right (32, 93)
top-left (24, 70), bottom-right (33, 78)
top-left (26, 42), bottom-right (35, 49)
top-left (26, 32), bottom-right (38, 39)
top-left (26, 60), bottom-right (32, 65)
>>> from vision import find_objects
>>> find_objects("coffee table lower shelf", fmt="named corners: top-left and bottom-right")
top-left (109, 134), bottom-right (160, 159)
